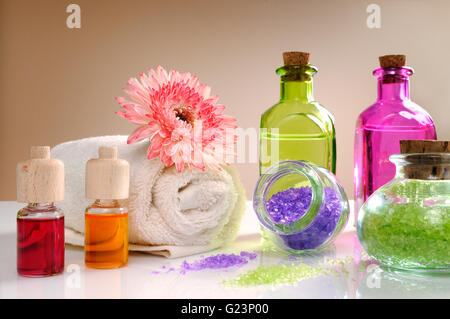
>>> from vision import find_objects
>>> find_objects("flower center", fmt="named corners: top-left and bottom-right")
top-left (174, 106), bottom-right (194, 124)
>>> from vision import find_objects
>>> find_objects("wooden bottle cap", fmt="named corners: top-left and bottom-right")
top-left (283, 51), bottom-right (310, 66)
top-left (31, 146), bottom-right (50, 159)
top-left (379, 54), bottom-right (406, 68)
top-left (85, 146), bottom-right (130, 200)
top-left (16, 146), bottom-right (65, 203)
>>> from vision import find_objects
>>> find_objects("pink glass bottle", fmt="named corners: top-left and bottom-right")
top-left (16, 146), bottom-right (65, 277)
top-left (354, 55), bottom-right (436, 214)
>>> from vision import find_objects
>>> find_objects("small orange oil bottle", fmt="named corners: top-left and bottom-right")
top-left (84, 146), bottom-right (130, 269)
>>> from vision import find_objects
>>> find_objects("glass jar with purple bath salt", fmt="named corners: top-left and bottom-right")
top-left (253, 160), bottom-right (349, 253)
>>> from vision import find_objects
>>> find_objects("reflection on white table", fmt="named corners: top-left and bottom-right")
top-left (0, 201), bottom-right (449, 299)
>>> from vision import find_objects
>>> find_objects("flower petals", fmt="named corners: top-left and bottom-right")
top-left (127, 125), bottom-right (153, 144)
top-left (116, 66), bottom-right (237, 172)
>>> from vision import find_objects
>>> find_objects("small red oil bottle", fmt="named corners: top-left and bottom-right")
top-left (16, 146), bottom-right (65, 277)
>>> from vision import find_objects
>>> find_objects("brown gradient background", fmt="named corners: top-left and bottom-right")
top-left (1, 0), bottom-right (449, 200)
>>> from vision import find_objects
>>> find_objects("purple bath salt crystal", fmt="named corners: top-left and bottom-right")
top-left (266, 187), bottom-right (312, 223)
top-left (179, 251), bottom-right (258, 275)
top-left (166, 267), bottom-right (175, 273)
top-left (239, 251), bottom-right (257, 260)
top-left (265, 186), bottom-right (342, 250)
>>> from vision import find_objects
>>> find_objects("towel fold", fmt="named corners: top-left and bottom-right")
top-left (52, 135), bottom-right (246, 258)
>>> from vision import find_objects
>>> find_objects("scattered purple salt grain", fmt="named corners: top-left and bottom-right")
top-left (150, 251), bottom-right (258, 275)
top-left (266, 186), bottom-right (343, 251)
top-left (239, 251), bottom-right (257, 260)
top-left (165, 267), bottom-right (175, 273)
top-left (180, 252), bottom-right (252, 275)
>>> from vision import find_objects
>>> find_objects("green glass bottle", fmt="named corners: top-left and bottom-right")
top-left (260, 52), bottom-right (336, 179)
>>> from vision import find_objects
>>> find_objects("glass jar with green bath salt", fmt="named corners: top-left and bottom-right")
top-left (357, 140), bottom-right (450, 273)
top-left (253, 160), bottom-right (349, 253)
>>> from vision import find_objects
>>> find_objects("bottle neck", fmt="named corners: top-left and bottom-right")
top-left (26, 202), bottom-right (56, 211)
top-left (392, 154), bottom-right (450, 180)
top-left (377, 78), bottom-right (410, 101)
top-left (92, 199), bottom-right (121, 208)
top-left (21, 202), bottom-right (60, 218)
top-left (374, 67), bottom-right (413, 102)
top-left (280, 80), bottom-right (314, 102)
top-left (276, 65), bottom-right (317, 102)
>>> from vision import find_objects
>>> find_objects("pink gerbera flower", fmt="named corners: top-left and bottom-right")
top-left (115, 66), bottom-right (237, 172)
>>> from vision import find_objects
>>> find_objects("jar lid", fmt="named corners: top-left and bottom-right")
top-left (85, 146), bottom-right (130, 199)
top-left (16, 146), bottom-right (65, 203)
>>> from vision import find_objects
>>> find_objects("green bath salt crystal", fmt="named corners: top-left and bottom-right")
top-left (361, 203), bottom-right (450, 268)
top-left (223, 263), bottom-right (325, 287)
top-left (359, 180), bottom-right (450, 270)
top-left (222, 257), bottom-right (359, 287)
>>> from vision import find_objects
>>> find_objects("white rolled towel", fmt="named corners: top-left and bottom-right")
top-left (51, 135), bottom-right (247, 258)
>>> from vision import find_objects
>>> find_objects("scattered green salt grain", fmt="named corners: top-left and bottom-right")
top-left (223, 256), bottom-right (355, 287)
top-left (222, 263), bottom-right (327, 287)
top-left (321, 256), bottom-right (355, 276)
top-left (356, 258), bottom-right (372, 273)
top-left (260, 236), bottom-right (280, 253)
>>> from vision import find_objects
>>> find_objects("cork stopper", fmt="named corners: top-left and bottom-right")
top-left (379, 54), bottom-right (406, 68)
top-left (399, 140), bottom-right (450, 180)
top-left (400, 140), bottom-right (450, 154)
top-left (283, 51), bottom-right (310, 66)
top-left (16, 146), bottom-right (65, 203)
top-left (85, 146), bottom-right (130, 200)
